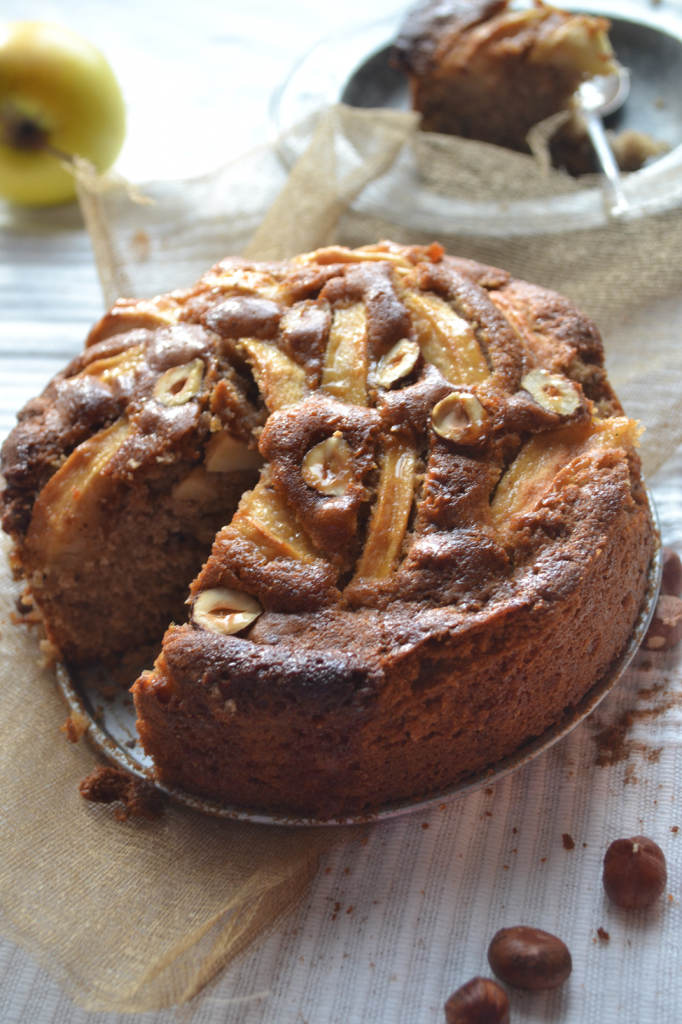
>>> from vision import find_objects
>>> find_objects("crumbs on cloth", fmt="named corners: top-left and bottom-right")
top-left (79, 764), bottom-right (164, 822)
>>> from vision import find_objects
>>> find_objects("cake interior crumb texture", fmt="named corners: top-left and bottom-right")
top-left (0, 241), bottom-right (655, 818)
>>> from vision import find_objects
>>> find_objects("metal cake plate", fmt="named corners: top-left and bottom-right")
top-left (55, 493), bottom-right (662, 827)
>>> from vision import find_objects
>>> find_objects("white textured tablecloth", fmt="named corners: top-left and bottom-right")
top-left (2, 0), bottom-right (682, 1020)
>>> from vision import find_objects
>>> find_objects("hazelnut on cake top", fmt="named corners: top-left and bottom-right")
top-left (1, 241), bottom-right (654, 818)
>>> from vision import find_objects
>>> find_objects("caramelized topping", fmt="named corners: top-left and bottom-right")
top-left (81, 345), bottom-right (145, 384)
top-left (351, 441), bottom-right (417, 581)
top-left (24, 417), bottom-right (132, 569)
top-left (85, 299), bottom-right (179, 347)
top-left (321, 304), bottom-right (369, 406)
top-left (8, 239), bottom-right (643, 626)
top-left (230, 474), bottom-right (320, 563)
top-left (404, 290), bottom-right (489, 386)
top-left (300, 245), bottom-right (413, 269)
top-left (491, 416), bottom-right (640, 543)
top-left (240, 338), bottom-right (309, 411)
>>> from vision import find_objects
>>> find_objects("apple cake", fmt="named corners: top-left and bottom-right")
top-left (1, 241), bottom-right (655, 819)
top-left (392, 0), bottom-right (618, 175)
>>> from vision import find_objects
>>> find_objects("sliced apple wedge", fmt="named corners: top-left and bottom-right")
top-left (86, 300), bottom-right (179, 346)
top-left (25, 416), bottom-right (131, 572)
top-left (204, 430), bottom-right (264, 473)
top-left (202, 264), bottom-right (282, 300)
top-left (229, 472), bottom-right (320, 563)
top-left (300, 246), bottom-right (413, 270)
top-left (321, 303), bottom-right (369, 406)
top-left (240, 338), bottom-right (309, 411)
top-left (81, 344), bottom-right (145, 383)
top-left (351, 440), bottom-right (417, 582)
top-left (405, 290), bottom-right (489, 387)
top-left (491, 417), bottom-right (642, 540)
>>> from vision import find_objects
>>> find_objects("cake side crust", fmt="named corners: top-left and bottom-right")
top-left (133, 448), bottom-right (654, 818)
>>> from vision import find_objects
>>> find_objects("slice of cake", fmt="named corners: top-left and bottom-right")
top-left (1, 242), bottom-right (655, 818)
top-left (392, 0), bottom-right (617, 173)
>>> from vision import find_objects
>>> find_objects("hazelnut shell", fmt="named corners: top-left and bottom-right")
top-left (603, 835), bottom-right (667, 909)
top-left (487, 926), bottom-right (572, 990)
top-left (444, 976), bottom-right (510, 1024)
top-left (661, 547), bottom-right (682, 597)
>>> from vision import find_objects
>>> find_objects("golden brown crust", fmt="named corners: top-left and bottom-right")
top-left (1, 241), bottom-right (654, 816)
top-left (134, 449), bottom-right (651, 818)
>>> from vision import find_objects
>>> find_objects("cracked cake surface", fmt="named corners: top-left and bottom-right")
top-left (1, 241), bottom-right (654, 818)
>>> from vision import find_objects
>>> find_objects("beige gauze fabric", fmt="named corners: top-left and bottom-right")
top-left (2, 103), bottom-right (682, 1012)
top-left (0, 533), bottom-right (352, 1013)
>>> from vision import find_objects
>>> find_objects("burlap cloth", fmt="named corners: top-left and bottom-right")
top-left (2, 104), bottom-right (682, 1012)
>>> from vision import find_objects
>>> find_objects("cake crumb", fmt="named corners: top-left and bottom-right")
top-left (562, 833), bottom-right (575, 851)
top-left (671, 826), bottom-right (679, 834)
top-left (38, 638), bottom-right (60, 667)
top-left (131, 229), bottom-right (151, 260)
top-left (592, 685), bottom-right (682, 767)
top-left (61, 710), bottom-right (90, 743)
top-left (597, 927), bottom-right (610, 942)
top-left (79, 765), bottom-right (164, 821)
top-left (608, 129), bottom-right (669, 172)
top-left (12, 589), bottom-right (42, 624)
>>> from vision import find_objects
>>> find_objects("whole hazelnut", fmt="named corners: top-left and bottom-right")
top-left (661, 547), bottom-right (682, 597)
top-left (602, 835), bottom-right (667, 908)
top-left (444, 977), bottom-right (509, 1024)
top-left (642, 594), bottom-right (682, 651)
top-left (487, 926), bottom-right (572, 990)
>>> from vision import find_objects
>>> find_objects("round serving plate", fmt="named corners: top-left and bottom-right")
top-left (56, 493), bottom-right (662, 827)
top-left (269, 1), bottom-right (682, 233)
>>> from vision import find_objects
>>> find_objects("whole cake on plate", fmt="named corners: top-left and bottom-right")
top-left (1, 241), bottom-right (655, 819)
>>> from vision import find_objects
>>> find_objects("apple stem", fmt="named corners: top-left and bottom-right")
top-left (0, 107), bottom-right (73, 162)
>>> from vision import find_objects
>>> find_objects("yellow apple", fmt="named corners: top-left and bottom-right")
top-left (0, 21), bottom-right (125, 206)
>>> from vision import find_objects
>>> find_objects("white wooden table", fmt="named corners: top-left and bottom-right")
top-left (2, 2), bottom-right (682, 1021)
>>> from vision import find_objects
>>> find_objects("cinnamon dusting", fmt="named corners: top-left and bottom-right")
top-left (591, 683), bottom-right (682, 767)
